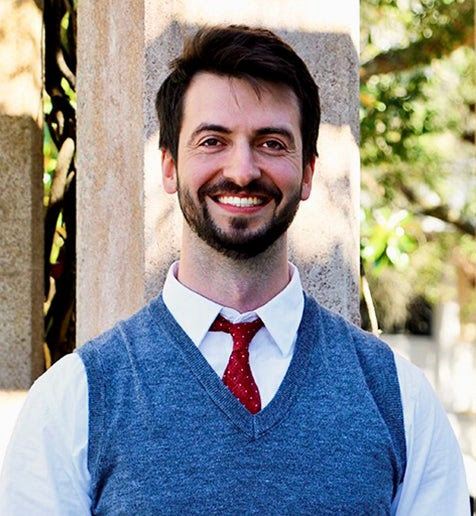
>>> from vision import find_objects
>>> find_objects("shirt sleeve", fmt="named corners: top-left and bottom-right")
top-left (391, 352), bottom-right (470, 515)
top-left (0, 353), bottom-right (91, 515)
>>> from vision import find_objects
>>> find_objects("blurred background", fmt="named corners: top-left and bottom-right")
top-left (359, 0), bottom-right (476, 501)
top-left (360, 0), bottom-right (475, 343)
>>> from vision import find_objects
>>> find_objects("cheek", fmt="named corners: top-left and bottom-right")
top-left (271, 162), bottom-right (304, 193)
top-left (179, 154), bottom-right (222, 187)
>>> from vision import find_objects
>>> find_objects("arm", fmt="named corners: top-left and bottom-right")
top-left (0, 354), bottom-right (91, 515)
top-left (392, 353), bottom-right (470, 515)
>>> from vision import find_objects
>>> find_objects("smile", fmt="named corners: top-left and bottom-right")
top-left (215, 196), bottom-right (266, 207)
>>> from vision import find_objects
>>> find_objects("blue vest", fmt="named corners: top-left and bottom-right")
top-left (78, 294), bottom-right (406, 515)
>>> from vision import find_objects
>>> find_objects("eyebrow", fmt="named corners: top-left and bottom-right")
top-left (188, 124), bottom-right (231, 144)
top-left (255, 127), bottom-right (295, 145)
top-left (189, 123), bottom-right (295, 145)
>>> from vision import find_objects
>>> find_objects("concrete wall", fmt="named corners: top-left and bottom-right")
top-left (0, 0), bottom-right (44, 389)
top-left (77, 0), bottom-right (360, 343)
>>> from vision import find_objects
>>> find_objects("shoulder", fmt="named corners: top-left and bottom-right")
top-left (0, 353), bottom-right (91, 512)
top-left (303, 294), bottom-right (394, 359)
top-left (392, 352), bottom-right (431, 407)
top-left (78, 301), bottom-right (155, 350)
top-left (31, 352), bottom-right (87, 405)
top-left (390, 352), bottom-right (470, 513)
top-left (391, 350), bottom-right (459, 446)
top-left (302, 293), bottom-right (402, 401)
top-left (22, 353), bottom-right (88, 449)
top-left (77, 295), bottom-right (166, 368)
top-left (303, 294), bottom-right (407, 479)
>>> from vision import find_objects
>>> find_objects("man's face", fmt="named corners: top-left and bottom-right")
top-left (162, 72), bottom-right (314, 259)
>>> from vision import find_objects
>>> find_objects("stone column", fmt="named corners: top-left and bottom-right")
top-left (77, 0), bottom-right (360, 343)
top-left (0, 0), bottom-right (44, 389)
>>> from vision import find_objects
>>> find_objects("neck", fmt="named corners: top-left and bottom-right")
top-left (177, 226), bottom-right (290, 312)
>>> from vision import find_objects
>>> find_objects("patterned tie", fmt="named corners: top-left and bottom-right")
top-left (210, 315), bottom-right (263, 414)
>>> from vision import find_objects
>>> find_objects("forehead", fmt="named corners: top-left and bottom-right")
top-left (180, 72), bottom-right (301, 132)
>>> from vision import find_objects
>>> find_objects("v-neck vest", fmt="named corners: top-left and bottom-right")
top-left (78, 294), bottom-right (406, 515)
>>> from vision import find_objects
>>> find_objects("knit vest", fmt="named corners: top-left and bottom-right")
top-left (77, 294), bottom-right (406, 515)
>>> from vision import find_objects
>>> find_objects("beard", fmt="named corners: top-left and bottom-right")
top-left (176, 179), bottom-right (302, 260)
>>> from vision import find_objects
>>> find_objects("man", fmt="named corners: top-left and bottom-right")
top-left (0, 25), bottom-right (470, 514)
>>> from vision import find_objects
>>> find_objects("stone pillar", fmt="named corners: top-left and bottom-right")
top-left (77, 0), bottom-right (360, 343)
top-left (0, 0), bottom-right (44, 389)
top-left (77, 0), bottom-right (146, 344)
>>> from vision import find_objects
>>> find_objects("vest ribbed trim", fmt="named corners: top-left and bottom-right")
top-left (146, 294), bottom-right (319, 438)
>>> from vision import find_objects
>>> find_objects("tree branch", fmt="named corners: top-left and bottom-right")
top-left (400, 184), bottom-right (475, 236)
top-left (361, 0), bottom-right (474, 82)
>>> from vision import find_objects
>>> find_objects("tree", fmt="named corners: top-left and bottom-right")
top-left (43, 0), bottom-right (77, 366)
top-left (360, 0), bottom-right (475, 334)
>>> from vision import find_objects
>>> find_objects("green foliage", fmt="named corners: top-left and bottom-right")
top-left (43, 0), bottom-right (77, 366)
top-left (43, 77), bottom-right (77, 269)
top-left (360, 0), bottom-right (475, 334)
top-left (43, 123), bottom-right (56, 204)
top-left (361, 208), bottom-right (417, 273)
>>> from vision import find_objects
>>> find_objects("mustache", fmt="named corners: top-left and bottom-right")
top-left (198, 180), bottom-right (282, 203)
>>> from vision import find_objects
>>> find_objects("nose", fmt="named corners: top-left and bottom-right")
top-left (223, 141), bottom-right (261, 187)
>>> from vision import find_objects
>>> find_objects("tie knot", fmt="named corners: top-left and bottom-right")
top-left (210, 314), bottom-right (263, 351)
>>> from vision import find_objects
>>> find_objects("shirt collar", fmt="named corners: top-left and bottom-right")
top-left (162, 262), bottom-right (304, 357)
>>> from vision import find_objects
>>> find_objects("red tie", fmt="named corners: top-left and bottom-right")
top-left (210, 315), bottom-right (263, 414)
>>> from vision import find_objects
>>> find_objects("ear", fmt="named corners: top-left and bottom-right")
top-left (300, 156), bottom-right (315, 201)
top-left (161, 149), bottom-right (178, 194)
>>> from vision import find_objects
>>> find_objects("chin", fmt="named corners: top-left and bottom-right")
top-left (197, 221), bottom-right (290, 261)
top-left (178, 187), bottom-right (299, 260)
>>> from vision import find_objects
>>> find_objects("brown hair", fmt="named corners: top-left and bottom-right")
top-left (156, 25), bottom-right (320, 166)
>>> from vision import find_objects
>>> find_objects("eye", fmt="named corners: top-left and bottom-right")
top-left (200, 137), bottom-right (222, 147)
top-left (261, 139), bottom-right (285, 151)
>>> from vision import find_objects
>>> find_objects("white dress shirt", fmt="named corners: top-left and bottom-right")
top-left (162, 262), bottom-right (302, 408)
top-left (0, 263), bottom-right (470, 515)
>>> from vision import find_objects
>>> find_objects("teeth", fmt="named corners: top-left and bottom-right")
top-left (217, 196), bottom-right (264, 207)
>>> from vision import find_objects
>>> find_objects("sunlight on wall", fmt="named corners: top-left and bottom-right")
top-left (176, 0), bottom-right (359, 47)
top-left (0, 1), bottom-right (43, 122)
top-left (0, 0), bottom-right (44, 389)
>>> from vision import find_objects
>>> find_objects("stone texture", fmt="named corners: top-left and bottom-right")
top-left (0, 0), bottom-right (44, 389)
top-left (77, 0), bottom-right (360, 343)
top-left (77, 0), bottom-right (146, 342)
top-left (0, 116), bottom-right (43, 389)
